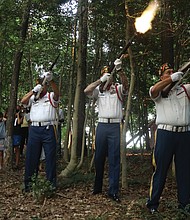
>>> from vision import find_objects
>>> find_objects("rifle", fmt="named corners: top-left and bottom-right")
top-left (35, 54), bottom-right (60, 101)
top-left (48, 54), bottom-right (60, 71)
top-left (161, 59), bottom-right (190, 98)
top-left (100, 33), bottom-right (137, 92)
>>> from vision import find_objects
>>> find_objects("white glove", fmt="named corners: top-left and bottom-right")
top-left (100, 73), bottom-right (110, 83)
top-left (32, 84), bottom-right (42, 93)
top-left (171, 72), bottom-right (183, 82)
top-left (114, 58), bottom-right (122, 71)
top-left (43, 71), bottom-right (53, 81)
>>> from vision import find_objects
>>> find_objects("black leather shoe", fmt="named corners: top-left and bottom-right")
top-left (149, 208), bottom-right (158, 214)
top-left (108, 194), bottom-right (121, 203)
top-left (22, 187), bottom-right (31, 194)
top-left (92, 190), bottom-right (102, 195)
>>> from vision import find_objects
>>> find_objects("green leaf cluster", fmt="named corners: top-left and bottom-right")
top-left (30, 174), bottom-right (55, 203)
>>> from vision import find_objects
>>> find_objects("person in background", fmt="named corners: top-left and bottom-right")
top-left (39, 147), bottom-right (45, 172)
top-left (84, 59), bottom-right (128, 203)
top-left (146, 63), bottom-right (190, 214)
top-left (21, 71), bottom-right (59, 192)
top-left (20, 106), bottom-right (30, 158)
top-left (12, 105), bottom-right (23, 170)
top-left (0, 112), bottom-right (6, 170)
top-left (3, 108), bottom-right (8, 121)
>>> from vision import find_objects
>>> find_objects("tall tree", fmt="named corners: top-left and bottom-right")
top-left (160, 0), bottom-right (174, 66)
top-left (63, 21), bottom-right (77, 163)
top-left (6, 0), bottom-right (31, 166)
top-left (60, 0), bottom-right (88, 176)
top-left (120, 0), bottom-right (136, 189)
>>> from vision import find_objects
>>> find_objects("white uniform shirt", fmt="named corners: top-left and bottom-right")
top-left (150, 84), bottom-right (190, 126)
top-left (28, 92), bottom-right (58, 122)
top-left (91, 84), bottom-right (124, 119)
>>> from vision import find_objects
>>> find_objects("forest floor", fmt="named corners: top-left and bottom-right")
top-left (0, 152), bottom-right (190, 220)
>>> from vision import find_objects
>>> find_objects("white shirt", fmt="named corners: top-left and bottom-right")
top-left (28, 92), bottom-right (58, 122)
top-left (91, 84), bottom-right (124, 119)
top-left (150, 84), bottom-right (190, 126)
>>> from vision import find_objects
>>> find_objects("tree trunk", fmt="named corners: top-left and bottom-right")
top-left (63, 67), bottom-right (73, 163)
top-left (5, 0), bottom-right (31, 168)
top-left (121, 1), bottom-right (136, 189)
top-left (161, 0), bottom-right (174, 65)
top-left (63, 30), bottom-right (77, 163)
top-left (76, 0), bottom-right (88, 159)
top-left (77, 99), bottom-right (90, 169)
top-left (60, 0), bottom-right (88, 177)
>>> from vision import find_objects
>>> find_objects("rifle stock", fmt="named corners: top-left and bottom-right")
top-left (34, 76), bottom-right (47, 101)
top-left (35, 54), bottom-right (60, 100)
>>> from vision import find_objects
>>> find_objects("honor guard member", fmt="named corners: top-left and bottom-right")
top-left (84, 59), bottom-right (128, 203)
top-left (21, 71), bottom-right (59, 192)
top-left (147, 63), bottom-right (190, 214)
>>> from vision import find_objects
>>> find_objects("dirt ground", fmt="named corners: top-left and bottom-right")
top-left (0, 153), bottom-right (189, 220)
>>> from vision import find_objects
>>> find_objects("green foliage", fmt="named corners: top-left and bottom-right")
top-left (0, 0), bottom-right (189, 149)
top-left (175, 204), bottom-right (190, 219)
top-left (30, 174), bottom-right (55, 203)
top-left (61, 125), bottom-right (67, 139)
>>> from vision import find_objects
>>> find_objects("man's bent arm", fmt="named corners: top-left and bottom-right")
top-left (151, 77), bottom-right (173, 99)
top-left (21, 90), bottom-right (33, 105)
top-left (84, 79), bottom-right (101, 96)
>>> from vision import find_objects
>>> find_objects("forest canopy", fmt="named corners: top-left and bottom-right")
top-left (0, 0), bottom-right (189, 152)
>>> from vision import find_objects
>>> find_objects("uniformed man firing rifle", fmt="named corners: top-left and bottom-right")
top-left (84, 58), bottom-right (128, 203)
top-left (21, 66), bottom-right (60, 193)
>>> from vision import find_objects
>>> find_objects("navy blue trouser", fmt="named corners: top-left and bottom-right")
top-left (94, 122), bottom-right (120, 195)
top-left (24, 125), bottom-right (57, 190)
top-left (147, 129), bottom-right (190, 209)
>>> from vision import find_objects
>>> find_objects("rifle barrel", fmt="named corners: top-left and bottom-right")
top-left (102, 33), bottom-right (137, 91)
top-left (49, 54), bottom-right (60, 71)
